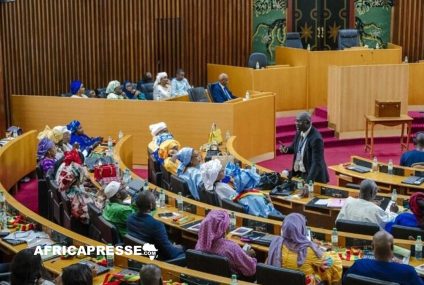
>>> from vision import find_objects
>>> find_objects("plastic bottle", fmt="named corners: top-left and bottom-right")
top-left (306, 227), bottom-right (312, 241)
top-left (404, 56), bottom-right (409, 63)
top-left (307, 44), bottom-right (311, 51)
top-left (143, 181), bottom-right (149, 192)
top-left (388, 159), bottom-right (394, 175)
top-left (159, 189), bottom-right (166, 208)
top-left (114, 161), bottom-right (120, 179)
top-left (251, 163), bottom-right (257, 174)
top-left (375, 42), bottom-right (380, 49)
top-left (391, 188), bottom-right (398, 202)
top-left (245, 91), bottom-right (250, 100)
top-left (255, 61), bottom-right (260, 69)
top-left (123, 168), bottom-right (131, 184)
top-left (225, 130), bottom-right (231, 142)
top-left (308, 180), bottom-right (314, 198)
top-left (372, 156), bottom-right (379, 172)
top-left (230, 274), bottom-right (238, 285)
top-left (118, 130), bottom-right (124, 140)
top-left (229, 211), bottom-right (236, 231)
top-left (177, 192), bottom-right (184, 212)
top-left (107, 136), bottom-right (113, 152)
top-left (12, 129), bottom-right (18, 138)
top-left (416, 236), bottom-right (423, 260)
top-left (297, 179), bottom-right (304, 191)
top-left (331, 228), bottom-right (338, 248)
top-left (106, 244), bottom-right (114, 267)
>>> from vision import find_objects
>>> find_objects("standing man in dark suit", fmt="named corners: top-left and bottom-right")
top-left (210, 73), bottom-right (237, 103)
top-left (280, 112), bottom-right (329, 183)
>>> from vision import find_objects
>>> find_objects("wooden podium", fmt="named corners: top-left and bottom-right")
top-left (327, 64), bottom-right (409, 137)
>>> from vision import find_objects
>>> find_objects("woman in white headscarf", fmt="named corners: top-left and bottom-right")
top-left (153, 72), bottom-right (171, 100)
top-left (106, 80), bottom-right (126, 99)
top-left (200, 159), bottom-right (237, 202)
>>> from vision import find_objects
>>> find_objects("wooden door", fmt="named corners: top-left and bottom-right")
top-left (290, 0), bottom-right (353, 50)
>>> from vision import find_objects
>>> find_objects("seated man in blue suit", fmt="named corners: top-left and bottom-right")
top-left (210, 73), bottom-right (237, 103)
top-left (127, 191), bottom-right (184, 261)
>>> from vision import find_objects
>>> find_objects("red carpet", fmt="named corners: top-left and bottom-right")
top-left (133, 168), bottom-right (148, 179)
top-left (15, 179), bottom-right (38, 213)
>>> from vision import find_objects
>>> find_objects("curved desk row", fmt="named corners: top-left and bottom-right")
top-left (330, 155), bottom-right (424, 195)
top-left (0, 131), bottom-right (253, 285)
top-left (114, 135), bottom-right (420, 269)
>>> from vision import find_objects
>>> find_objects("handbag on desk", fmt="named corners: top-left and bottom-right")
top-left (208, 123), bottom-right (223, 144)
top-left (94, 164), bottom-right (117, 180)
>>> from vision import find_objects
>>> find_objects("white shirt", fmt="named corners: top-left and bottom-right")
top-left (294, 126), bottom-right (312, 173)
top-left (153, 85), bottom-right (171, 100)
top-left (336, 197), bottom-right (396, 229)
top-left (71, 94), bottom-right (88, 98)
top-left (107, 93), bottom-right (125, 100)
top-left (171, 78), bottom-right (190, 96)
top-left (214, 182), bottom-right (237, 202)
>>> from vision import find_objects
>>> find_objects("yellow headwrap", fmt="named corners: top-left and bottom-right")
top-left (158, 139), bottom-right (181, 160)
top-left (37, 125), bottom-right (55, 142)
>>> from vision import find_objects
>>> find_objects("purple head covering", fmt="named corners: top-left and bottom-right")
top-left (195, 209), bottom-right (230, 252)
top-left (67, 120), bottom-right (81, 134)
top-left (176, 147), bottom-right (194, 174)
top-left (37, 137), bottom-right (55, 160)
top-left (266, 213), bottom-right (323, 267)
top-left (70, 80), bottom-right (83, 95)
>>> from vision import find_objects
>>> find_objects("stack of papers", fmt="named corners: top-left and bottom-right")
top-left (313, 198), bottom-right (346, 208)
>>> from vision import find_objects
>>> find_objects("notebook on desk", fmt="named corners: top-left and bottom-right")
top-left (346, 164), bottom-right (371, 173)
top-left (402, 176), bottom-right (424, 185)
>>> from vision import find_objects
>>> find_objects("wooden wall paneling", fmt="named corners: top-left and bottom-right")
top-left (393, 0), bottom-right (424, 62)
top-left (0, 0), bottom-right (252, 113)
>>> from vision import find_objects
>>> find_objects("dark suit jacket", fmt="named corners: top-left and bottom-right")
top-left (210, 82), bottom-right (236, 103)
top-left (127, 213), bottom-right (184, 260)
top-left (286, 126), bottom-right (329, 183)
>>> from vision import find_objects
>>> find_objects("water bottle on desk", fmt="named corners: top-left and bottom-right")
top-left (229, 211), bottom-right (236, 231)
top-left (308, 180), bottom-right (314, 198)
top-left (255, 61), bottom-right (260, 69)
top-left (331, 228), bottom-right (339, 249)
top-left (177, 192), bottom-right (184, 212)
top-left (245, 91), bottom-right (250, 100)
top-left (230, 274), bottom-right (238, 285)
top-left (123, 168), bottom-right (131, 184)
top-left (118, 130), bottom-right (123, 141)
top-left (416, 236), bottom-right (423, 260)
top-left (404, 56), bottom-right (409, 63)
top-left (391, 188), bottom-right (398, 202)
top-left (106, 244), bottom-right (114, 267)
top-left (388, 159), bottom-right (394, 175)
top-left (159, 189), bottom-right (166, 208)
top-left (107, 136), bottom-right (113, 152)
top-left (372, 156), bottom-right (379, 172)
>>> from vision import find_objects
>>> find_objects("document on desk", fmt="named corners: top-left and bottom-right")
top-left (327, 198), bottom-right (346, 208)
top-left (314, 199), bottom-right (329, 206)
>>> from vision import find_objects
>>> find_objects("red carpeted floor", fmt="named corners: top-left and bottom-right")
top-left (14, 108), bottom-right (424, 213)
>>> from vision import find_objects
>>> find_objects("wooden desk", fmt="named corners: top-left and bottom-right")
top-left (0, 132), bottom-right (255, 285)
top-left (275, 44), bottom-right (402, 108)
top-left (11, 93), bottom-right (276, 164)
top-left (364, 115), bottom-right (413, 157)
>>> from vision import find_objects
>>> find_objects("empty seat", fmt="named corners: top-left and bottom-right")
top-left (344, 273), bottom-right (399, 285)
top-left (160, 164), bottom-right (172, 190)
top-left (221, 198), bottom-right (245, 213)
top-left (188, 87), bottom-right (210, 102)
top-left (140, 83), bottom-right (154, 100)
top-left (338, 29), bottom-right (360, 50)
top-left (285, 32), bottom-right (303, 49)
top-left (256, 263), bottom-right (305, 285)
top-left (97, 216), bottom-right (121, 245)
top-left (170, 175), bottom-right (191, 197)
top-left (247, 52), bottom-right (268, 69)
top-left (148, 154), bottom-right (162, 186)
top-left (186, 249), bottom-right (231, 278)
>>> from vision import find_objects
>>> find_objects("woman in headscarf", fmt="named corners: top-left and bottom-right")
top-left (158, 139), bottom-right (181, 175)
top-left (52, 125), bottom-right (72, 155)
top-left (106, 80), bottom-right (126, 100)
top-left (153, 72), bottom-right (171, 100)
top-left (266, 213), bottom-right (342, 285)
top-left (56, 149), bottom-right (94, 224)
top-left (69, 80), bottom-right (88, 98)
top-left (67, 120), bottom-right (102, 155)
top-left (200, 159), bottom-right (237, 202)
top-left (200, 160), bottom-right (282, 217)
top-left (37, 137), bottom-right (57, 175)
top-left (385, 192), bottom-right (424, 233)
top-left (176, 147), bottom-right (202, 200)
top-left (195, 209), bottom-right (257, 277)
top-left (123, 80), bottom-right (146, 100)
top-left (149, 122), bottom-right (174, 161)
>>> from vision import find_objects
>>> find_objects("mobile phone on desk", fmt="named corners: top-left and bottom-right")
top-left (158, 212), bottom-right (174, 218)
